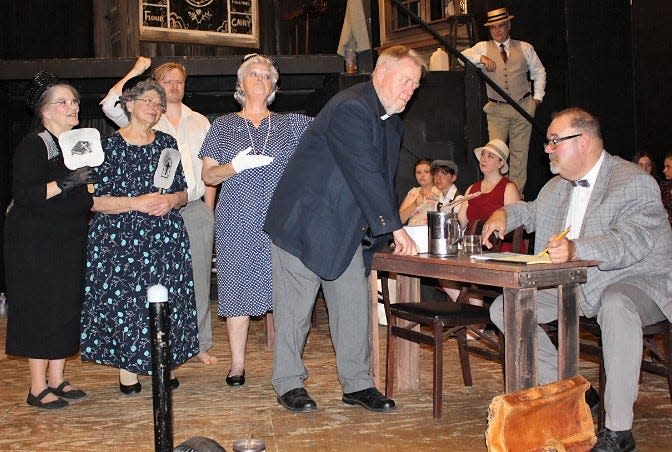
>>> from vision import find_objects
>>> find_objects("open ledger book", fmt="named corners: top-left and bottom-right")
top-left (469, 252), bottom-right (552, 265)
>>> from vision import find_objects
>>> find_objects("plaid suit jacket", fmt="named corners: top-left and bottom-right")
top-left (504, 152), bottom-right (672, 319)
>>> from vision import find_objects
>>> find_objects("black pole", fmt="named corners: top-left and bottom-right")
top-left (389, 0), bottom-right (545, 138)
top-left (148, 284), bottom-right (173, 452)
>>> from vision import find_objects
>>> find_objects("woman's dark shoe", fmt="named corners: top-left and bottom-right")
top-left (48, 380), bottom-right (87, 400)
top-left (27, 388), bottom-right (68, 409)
top-left (169, 378), bottom-right (180, 390)
top-left (119, 380), bottom-right (142, 395)
top-left (225, 370), bottom-right (245, 387)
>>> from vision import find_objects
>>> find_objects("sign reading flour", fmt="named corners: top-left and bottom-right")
top-left (139, 0), bottom-right (259, 48)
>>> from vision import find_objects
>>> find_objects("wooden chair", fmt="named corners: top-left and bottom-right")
top-left (577, 317), bottom-right (672, 429)
top-left (381, 275), bottom-right (496, 418)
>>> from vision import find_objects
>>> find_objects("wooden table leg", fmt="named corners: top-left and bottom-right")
top-left (503, 287), bottom-right (538, 392)
top-left (395, 274), bottom-right (421, 391)
top-left (557, 283), bottom-right (580, 379)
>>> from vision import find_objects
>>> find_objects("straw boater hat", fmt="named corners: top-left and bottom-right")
top-left (474, 139), bottom-right (510, 174)
top-left (483, 8), bottom-right (514, 27)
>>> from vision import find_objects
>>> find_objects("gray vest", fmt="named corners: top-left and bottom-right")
top-left (485, 40), bottom-right (531, 102)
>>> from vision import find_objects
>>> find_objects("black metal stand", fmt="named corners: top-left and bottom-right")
top-left (149, 286), bottom-right (173, 452)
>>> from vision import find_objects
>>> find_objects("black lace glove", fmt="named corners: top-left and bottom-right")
top-left (56, 166), bottom-right (94, 193)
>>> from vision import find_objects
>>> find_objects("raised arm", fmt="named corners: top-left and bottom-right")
top-left (100, 57), bottom-right (152, 127)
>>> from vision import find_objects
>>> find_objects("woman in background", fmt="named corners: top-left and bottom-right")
top-left (5, 72), bottom-right (92, 409)
top-left (632, 151), bottom-right (657, 178)
top-left (458, 139), bottom-right (520, 235)
top-left (200, 54), bottom-right (312, 387)
top-left (398, 157), bottom-right (440, 225)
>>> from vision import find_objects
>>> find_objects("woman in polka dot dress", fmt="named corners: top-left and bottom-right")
top-left (200, 54), bottom-right (311, 386)
top-left (80, 79), bottom-right (198, 393)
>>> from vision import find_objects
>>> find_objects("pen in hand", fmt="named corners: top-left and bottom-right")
top-left (537, 226), bottom-right (571, 257)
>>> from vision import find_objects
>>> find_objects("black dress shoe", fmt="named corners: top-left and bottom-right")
top-left (119, 380), bottom-right (142, 395)
top-left (26, 388), bottom-right (68, 410)
top-left (169, 378), bottom-right (179, 390)
top-left (342, 387), bottom-right (396, 412)
top-left (225, 370), bottom-right (245, 387)
top-left (277, 388), bottom-right (317, 412)
top-left (591, 428), bottom-right (636, 452)
top-left (585, 385), bottom-right (600, 414)
top-left (48, 380), bottom-right (87, 400)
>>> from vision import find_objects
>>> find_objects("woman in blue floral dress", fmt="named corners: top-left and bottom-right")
top-left (81, 79), bottom-right (198, 394)
top-left (200, 54), bottom-right (311, 386)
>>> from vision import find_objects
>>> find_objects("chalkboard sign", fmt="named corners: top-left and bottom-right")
top-left (139, 0), bottom-right (259, 48)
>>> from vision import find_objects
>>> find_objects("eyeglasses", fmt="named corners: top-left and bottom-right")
top-left (134, 98), bottom-right (165, 111)
top-left (50, 98), bottom-right (80, 107)
top-left (544, 133), bottom-right (582, 149)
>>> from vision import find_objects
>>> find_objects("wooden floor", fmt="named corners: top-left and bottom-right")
top-left (1, 301), bottom-right (670, 451)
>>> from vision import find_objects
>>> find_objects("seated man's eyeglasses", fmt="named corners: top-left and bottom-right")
top-left (544, 133), bottom-right (582, 149)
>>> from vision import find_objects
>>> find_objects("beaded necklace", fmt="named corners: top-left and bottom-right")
top-left (242, 108), bottom-right (271, 155)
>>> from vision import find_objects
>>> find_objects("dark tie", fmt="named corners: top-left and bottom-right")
top-left (499, 44), bottom-right (508, 63)
top-left (570, 179), bottom-right (590, 187)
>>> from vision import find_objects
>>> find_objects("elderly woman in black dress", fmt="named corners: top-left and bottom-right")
top-left (5, 72), bottom-right (93, 409)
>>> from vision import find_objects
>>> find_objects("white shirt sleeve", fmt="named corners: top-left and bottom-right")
top-left (100, 88), bottom-right (130, 128)
top-left (520, 42), bottom-right (547, 102)
top-left (460, 41), bottom-right (489, 67)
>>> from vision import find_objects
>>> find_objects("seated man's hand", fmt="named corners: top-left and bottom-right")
top-left (481, 209), bottom-right (507, 249)
top-left (547, 237), bottom-right (576, 263)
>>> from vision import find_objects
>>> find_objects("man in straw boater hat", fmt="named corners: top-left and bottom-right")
top-left (462, 7), bottom-right (546, 197)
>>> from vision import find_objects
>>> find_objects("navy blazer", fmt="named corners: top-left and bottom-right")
top-left (264, 81), bottom-right (403, 280)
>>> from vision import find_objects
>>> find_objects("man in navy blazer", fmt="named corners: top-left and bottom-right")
top-left (264, 46), bottom-right (426, 413)
top-left (483, 107), bottom-right (672, 452)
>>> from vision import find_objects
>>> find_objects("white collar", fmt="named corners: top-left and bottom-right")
top-left (494, 37), bottom-right (511, 49)
top-left (580, 150), bottom-right (605, 188)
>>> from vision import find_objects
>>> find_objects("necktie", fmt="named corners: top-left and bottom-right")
top-left (499, 44), bottom-right (508, 63)
top-left (570, 179), bottom-right (590, 187)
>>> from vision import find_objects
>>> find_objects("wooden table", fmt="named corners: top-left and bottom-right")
top-left (370, 252), bottom-right (596, 393)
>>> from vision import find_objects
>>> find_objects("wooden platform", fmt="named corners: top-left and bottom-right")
top-left (0, 302), bottom-right (670, 451)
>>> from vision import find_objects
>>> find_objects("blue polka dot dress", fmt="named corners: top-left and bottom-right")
top-left (199, 112), bottom-right (312, 317)
top-left (80, 131), bottom-right (199, 374)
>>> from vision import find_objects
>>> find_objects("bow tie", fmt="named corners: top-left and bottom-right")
top-left (570, 179), bottom-right (590, 187)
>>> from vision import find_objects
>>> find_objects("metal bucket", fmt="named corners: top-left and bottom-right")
top-left (427, 211), bottom-right (462, 256)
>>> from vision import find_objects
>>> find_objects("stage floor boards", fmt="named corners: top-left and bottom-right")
top-left (0, 302), bottom-right (670, 451)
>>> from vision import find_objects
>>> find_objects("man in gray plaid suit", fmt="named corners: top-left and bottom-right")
top-left (482, 107), bottom-right (672, 452)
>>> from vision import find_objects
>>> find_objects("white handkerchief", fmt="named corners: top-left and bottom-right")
top-left (154, 148), bottom-right (181, 190)
top-left (59, 128), bottom-right (104, 169)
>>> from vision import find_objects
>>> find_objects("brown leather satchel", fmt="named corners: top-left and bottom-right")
top-left (486, 375), bottom-right (596, 452)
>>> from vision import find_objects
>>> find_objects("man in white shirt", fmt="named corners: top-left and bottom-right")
top-left (462, 7), bottom-right (546, 195)
top-left (101, 58), bottom-right (217, 364)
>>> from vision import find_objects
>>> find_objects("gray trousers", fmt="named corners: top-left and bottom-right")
top-left (180, 200), bottom-right (215, 352)
top-left (490, 281), bottom-right (666, 431)
top-left (271, 243), bottom-right (374, 396)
